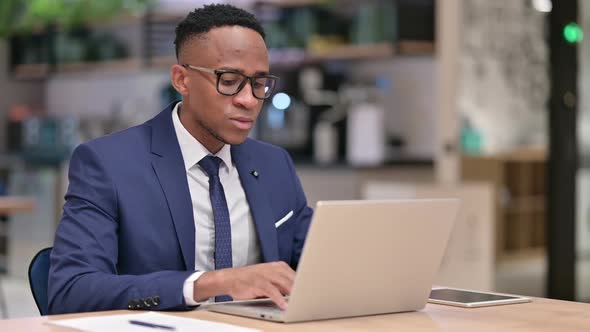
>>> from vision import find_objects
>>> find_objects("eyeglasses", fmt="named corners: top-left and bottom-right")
top-left (182, 64), bottom-right (279, 100)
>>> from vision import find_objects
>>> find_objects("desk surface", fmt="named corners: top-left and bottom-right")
top-left (2, 297), bottom-right (589, 331)
top-left (0, 196), bottom-right (35, 214)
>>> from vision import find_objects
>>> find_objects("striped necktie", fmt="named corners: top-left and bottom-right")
top-left (199, 155), bottom-right (233, 302)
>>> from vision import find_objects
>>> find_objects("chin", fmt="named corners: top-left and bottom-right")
top-left (224, 133), bottom-right (250, 145)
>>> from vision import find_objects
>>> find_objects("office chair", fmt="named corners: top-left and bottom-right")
top-left (28, 247), bottom-right (52, 316)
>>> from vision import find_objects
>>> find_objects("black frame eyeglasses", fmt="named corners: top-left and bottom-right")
top-left (182, 64), bottom-right (279, 100)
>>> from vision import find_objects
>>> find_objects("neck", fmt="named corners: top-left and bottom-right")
top-left (178, 104), bottom-right (224, 154)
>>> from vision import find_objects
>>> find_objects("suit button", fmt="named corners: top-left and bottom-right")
top-left (153, 296), bottom-right (160, 306)
top-left (128, 300), bottom-right (139, 310)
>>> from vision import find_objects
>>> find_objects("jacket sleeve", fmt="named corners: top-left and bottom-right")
top-left (280, 148), bottom-right (313, 270)
top-left (48, 143), bottom-right (194, 314)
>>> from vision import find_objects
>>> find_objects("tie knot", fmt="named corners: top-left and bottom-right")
top-left (199, 155), bottom-right (222, 178)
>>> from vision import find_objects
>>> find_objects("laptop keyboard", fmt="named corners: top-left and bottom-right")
top-left (250, 301), bottom-right (280, 308)
top-left (232, 300), bottom-right (284, 315)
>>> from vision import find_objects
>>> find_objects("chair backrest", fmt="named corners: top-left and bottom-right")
top-left (28, 247), bottom-right (52, 315)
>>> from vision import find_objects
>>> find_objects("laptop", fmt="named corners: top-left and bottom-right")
top-left (207, 199), bottom-right (460, 323)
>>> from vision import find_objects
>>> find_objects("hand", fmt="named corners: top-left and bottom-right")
top-left (195, 262), bottom-right (295, 310)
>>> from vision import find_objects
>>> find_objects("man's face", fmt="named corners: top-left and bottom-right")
top-left (174, 26), bottom-right (269, 153)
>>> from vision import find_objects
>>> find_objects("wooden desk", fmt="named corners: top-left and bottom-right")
top-left (0, 196), bottom-right (35, 276)
top-left (0, 196), bottom-right (35, 214)
top-left (1, 298), bottom-right (589, 331)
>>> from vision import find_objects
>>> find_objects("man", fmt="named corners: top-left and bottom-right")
top-left (48, 4), bottom-right (312, 314)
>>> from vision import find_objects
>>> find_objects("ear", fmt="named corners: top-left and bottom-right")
top-left (170, 64), bottom-right (190, 97)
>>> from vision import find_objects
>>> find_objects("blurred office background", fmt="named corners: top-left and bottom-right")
top-left (0, 0), bottom-right (587, 318)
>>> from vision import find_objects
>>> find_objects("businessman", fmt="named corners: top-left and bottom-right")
top-left (48, 4), bottom-right (312, 314)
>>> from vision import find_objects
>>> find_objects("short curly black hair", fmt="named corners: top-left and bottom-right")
top-left (174, 4), bottom-right (266, 60)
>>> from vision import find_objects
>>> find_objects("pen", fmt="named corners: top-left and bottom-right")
top-left (129, 320), bottom-right (176, 330)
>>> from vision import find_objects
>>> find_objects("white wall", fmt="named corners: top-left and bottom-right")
top-left (458, 0), bottom-right (548, 154)
top-left (349, 56), bottom-right (437, 158)
top-left (46, 70), bottom-right (171, 141)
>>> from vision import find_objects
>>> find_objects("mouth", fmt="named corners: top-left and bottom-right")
top-left (229, 117), bottom-right (254, 130)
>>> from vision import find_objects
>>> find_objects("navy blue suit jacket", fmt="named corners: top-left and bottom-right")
top-left (48, 102), bottom-right (313, 314)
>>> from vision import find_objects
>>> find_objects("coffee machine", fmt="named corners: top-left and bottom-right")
top-left (255, 64), bottom-right (347, 162)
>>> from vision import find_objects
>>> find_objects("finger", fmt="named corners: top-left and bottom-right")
top-left (270, 273), bottom-right (293, 296)
top-left (264, 263), bottom-right (295, 295)
top-left (262, 283), bottom-right (288, 311)
top-left (271, 262), bottom-right (296, 284)
top-left (281, 268), bottom-right (296, 285)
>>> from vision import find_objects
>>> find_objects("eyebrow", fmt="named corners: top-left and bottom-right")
top-left (218, 67), bottom-right (270, 76)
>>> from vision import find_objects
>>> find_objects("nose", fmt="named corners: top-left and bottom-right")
top-left (232, 81), bottom-right (259, 110)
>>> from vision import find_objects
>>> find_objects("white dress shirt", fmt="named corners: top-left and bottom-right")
top-left (171, 102), bottom-right (262, 305)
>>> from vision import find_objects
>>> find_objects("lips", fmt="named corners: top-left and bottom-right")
top-left (230, 117), bottom-right (254, 130)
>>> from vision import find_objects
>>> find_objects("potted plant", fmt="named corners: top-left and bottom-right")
top-left (0, 0), bottom-right (153, 38)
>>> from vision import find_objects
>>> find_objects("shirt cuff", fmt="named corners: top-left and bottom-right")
top-left (183, 271), bottom-right (207, 306)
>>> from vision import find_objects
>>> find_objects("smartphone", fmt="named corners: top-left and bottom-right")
top-left (428, 287), bottom-right (531, 308)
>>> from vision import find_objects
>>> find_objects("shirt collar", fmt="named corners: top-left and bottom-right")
top-left (172, 102), bottom-right (233, 172)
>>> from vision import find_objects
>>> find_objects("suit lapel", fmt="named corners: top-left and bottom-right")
top-left (149, 102), bottom-right (195, 270)
top-left (147, 103), bottom-right (278, 268)
top-left (232, 143), bottom-right (279, 262)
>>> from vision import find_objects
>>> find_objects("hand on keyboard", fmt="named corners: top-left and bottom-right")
top-left (195, 262), bottom-right (294, 310)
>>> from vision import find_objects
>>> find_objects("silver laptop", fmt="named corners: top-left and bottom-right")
top-left (207, 199), bottom-right (460, 323)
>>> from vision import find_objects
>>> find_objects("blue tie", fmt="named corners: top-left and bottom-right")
top-left (199, 156), bottom-right (233, 302)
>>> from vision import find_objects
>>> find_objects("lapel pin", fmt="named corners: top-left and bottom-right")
top-left (251, 170), bottom-right (259, 178)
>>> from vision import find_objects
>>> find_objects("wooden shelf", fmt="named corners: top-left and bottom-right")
top-left (504, 195), bottom-right (545, 213)
top-left (464, 147), bottom-right (547, 163)
top-left (11, 40), bottom-right (434, 79)
top-left (13, 58), bottom-right (143, 79)
top-left (461, 147), bottom-right (548, 256)
top-left (307, 42), bottom-right (395, 61)
top-left (398, 40), bottom-right (436, 55)
top-left (154, 41), bottom-right (432, 70)
top-left (150, 55), bottom-right (177, 68)
top-left (254, 0), bottom-right (324, 8)
top-left (498, 247), bottom-right (546, 262)
top-left (0, 196), bottom-right (35, 214)
top-left (55, 58), bottom-right (142, 74)
top-left (88, 13), bottom-right (144, 28)
top-left (13, 63), bottom-right (51, 80)
top-left (271, 41), bottom-right (433, 66)
top-left (147, 12), bottom-right (184, 24)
